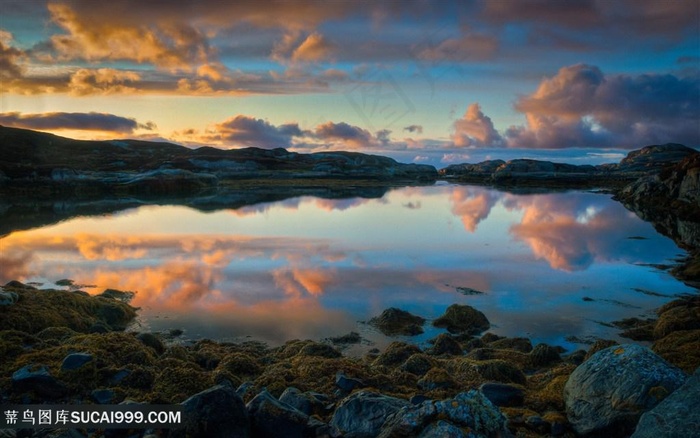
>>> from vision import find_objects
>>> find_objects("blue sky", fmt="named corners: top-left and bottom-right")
top-left (1, 0), bottom-right (698, 167)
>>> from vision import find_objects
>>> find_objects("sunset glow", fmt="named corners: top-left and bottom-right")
top-left (1, 1), bottom-right (698, 167)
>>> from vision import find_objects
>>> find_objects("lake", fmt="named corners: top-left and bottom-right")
top-left (1, 183), bottom-right (695, 354)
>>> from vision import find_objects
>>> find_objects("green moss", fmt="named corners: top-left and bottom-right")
top-left (217, 352), bottom-right (262, 379)
top-left (296, 342), bottom-right (342, 359)
top-left (652, 329), bottom-right (700, 374)
top-left (373, 342), bottom-right (422, 367)
top-left (151, 365), bottom-right (213, 403)
top-left (0, 288), bottom-right (136, 333)
top-left (524, 364), bottom-right (576, 412)
top-left (474, 360), bottom-right (526, 385)
top-left (400, 353), bottom-right (436, 376)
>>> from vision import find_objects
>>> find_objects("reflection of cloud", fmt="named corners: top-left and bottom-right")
top-left (0, 251), bottom-right (34, 284)
top-left (506, 194), bottom-right (658, 271)
top-left (450, 186), bottom-right (502, 232)
top-left (273, 267), bottom-right (337, 298)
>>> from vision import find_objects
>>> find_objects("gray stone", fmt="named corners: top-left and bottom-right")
top-left (60, 352), bottom-right (93, 371)
top-left (331, 390), bottom-right (410, 438)
top-left (279, 387), bottom-right (331, 417)
top-left (12, 364), bottom-right (68, 399)
top-left (631, 367), bottom-right (700, 438)
top-left (246, 389), bottom-right (309, 438)
top-left (174, 384), bottom-right (250, 438)
top-left (378, 390), bottom-right (508, 438)
top-left (564, 344), bottom-right (687, 437)
top-left (418, 420), bottom-right (467, 437)
top-left (335, 371), bottom-right (365, 392)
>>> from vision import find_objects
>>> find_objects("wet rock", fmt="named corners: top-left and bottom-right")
top-left (378, 390), bottom-right (508, 438)
top-left (328, 331), bottom-right (362, 345)
top-left (175, 384), bottom-right (250, 438)
top-left (247, 389), bottom-right (309, 438)
top-left (335, 371), bottom-right (365, 392)
top-left (330, 390), bottom-right (410, 437)
top-left (632, 367), bottom-right (700, 438)
top-left (60, 352), bottom-right (93, 371)
top-left (427, 333), bottom-right (463, 356)
top-left (236, 381), bottom-right (256, 400)
top-left (564, 344), bottom-right (687, 437)
top-left (432, 304), bottom-right (489, 334)
top-left (369, 308), bottom-right (426, 336)
top-left (529, 343), bottom-right (561, 367)
top-left (479, 382), bottom-right (525, 407)
top-left (12, 364), bottom-right (68, 399)
top-left (279, 387), bottom-right (331, 417)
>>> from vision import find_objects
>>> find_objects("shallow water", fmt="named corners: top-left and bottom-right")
top-left (1, 183), bottom-right (695, 353)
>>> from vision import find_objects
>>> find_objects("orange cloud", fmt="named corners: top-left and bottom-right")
top-left (69, 68), bottom-right (141, 96)
top-left (452, 103), bottom-right (504, 147)
top-left (291, 32), bottom-right (334, 62)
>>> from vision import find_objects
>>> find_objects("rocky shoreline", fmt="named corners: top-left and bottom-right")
top-left (1, 281), bottom-right (698, 437)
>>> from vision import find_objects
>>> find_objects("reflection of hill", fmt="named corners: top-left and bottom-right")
top-left (0, 183), bottom-right (397, 237)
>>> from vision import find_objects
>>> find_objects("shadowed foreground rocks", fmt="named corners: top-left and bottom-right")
top-left (1, 282), bottom-right (699, 438)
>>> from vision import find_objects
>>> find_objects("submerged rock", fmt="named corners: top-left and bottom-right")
top-left (432, 304), bottom-right (490, 335)
top-left (564, 344), bottom-right (687, 437)
top-left (369, 308), bottom-right (426, 336)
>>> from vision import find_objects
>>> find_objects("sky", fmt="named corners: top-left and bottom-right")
top-left (1, 0), bottom-right (699, 167)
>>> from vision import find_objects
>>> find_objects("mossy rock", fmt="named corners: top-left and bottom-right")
top-left (63, 332), bottom-right (158, 368)
top-left (428, 333), bottom-right (463, 356)
top-left (432, 304), bottom-right (490, 334)
top-left (466, 348), bottom-right (530, 370)
top-left (489, 337), bottom-right (533, 353)
top-left (294, 356), bottom-right (366, 394)
top-left (368, 308), bottom-right (425, 336)
top-left (217, 352), bottom-right (262, 378)
top-left (0, 288), bottom-right (136, 333)
top-left (653, 298), bottom-right (700, 339)
top-left (296, 342), bottom-right (342, 359)
top-left (400, 353), bottom-right (435, 376)
top-left (162, 344), bottom-right (192, 362)
top-left (418, 367), bottom-right (455, 391)
top-left (584, 339), bottom-right (618, 361)
top-left (151, 365), bottom-right (213, 403)
top-left (255, 362), bottom-right (297, 397)
top-left (0, 330), bottom-right (41, 364)
top-left (652, 329), bottom-right (700, 374)
top-left (474, 359), bottom-right (526, 385)
top-left (135, 332), bottom-right (165, 355)
top-left (524, 364), bottom-right (576, 412)
top-left (373, 342), bottom-right (422, 367)
top-left (529, 344), bottom-right (561, 368)
top-left (35, 327), bottom-right (79, 343)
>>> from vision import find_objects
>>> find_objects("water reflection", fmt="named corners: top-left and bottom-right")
top-left (0, 185), bottom-right (695, 349)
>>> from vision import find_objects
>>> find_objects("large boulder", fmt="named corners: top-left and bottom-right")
top-left (377, 390), bottom-right (509, 437)
top-left (12, 364), bottom-right (68, 399)
top-left (632, 367), bottom-right (700, 438)
top-left (432, 304), bottom-right (490, 335)
top-left (330, 390), bottom-right (410, 438)
top-left (175, 384), bottom-right (250, 438)
top-left (246, 389), bottom-right (310, 438)
top-left (564, 344), bottom-right (687, 437)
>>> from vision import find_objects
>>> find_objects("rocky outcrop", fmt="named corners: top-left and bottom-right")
top-left (176, 384), bottom-right (250, 438)
top-left (440, 143), bottom-right (699, 189)
top-left (330, 390), bottom-right (411, 437)
top-left (564, 344), bottom-right (687, 437)
top-left (0, 126), bottom-right (438, 197)
top-left (368, 307), bottom-right (426, 336)
top-left (631, 367), bottom-right (700, 438)
top-left (432, 304), bottom-right (490, 334)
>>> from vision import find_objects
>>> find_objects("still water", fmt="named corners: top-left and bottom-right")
top-left (1, 184), bottom-right (695, 353)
